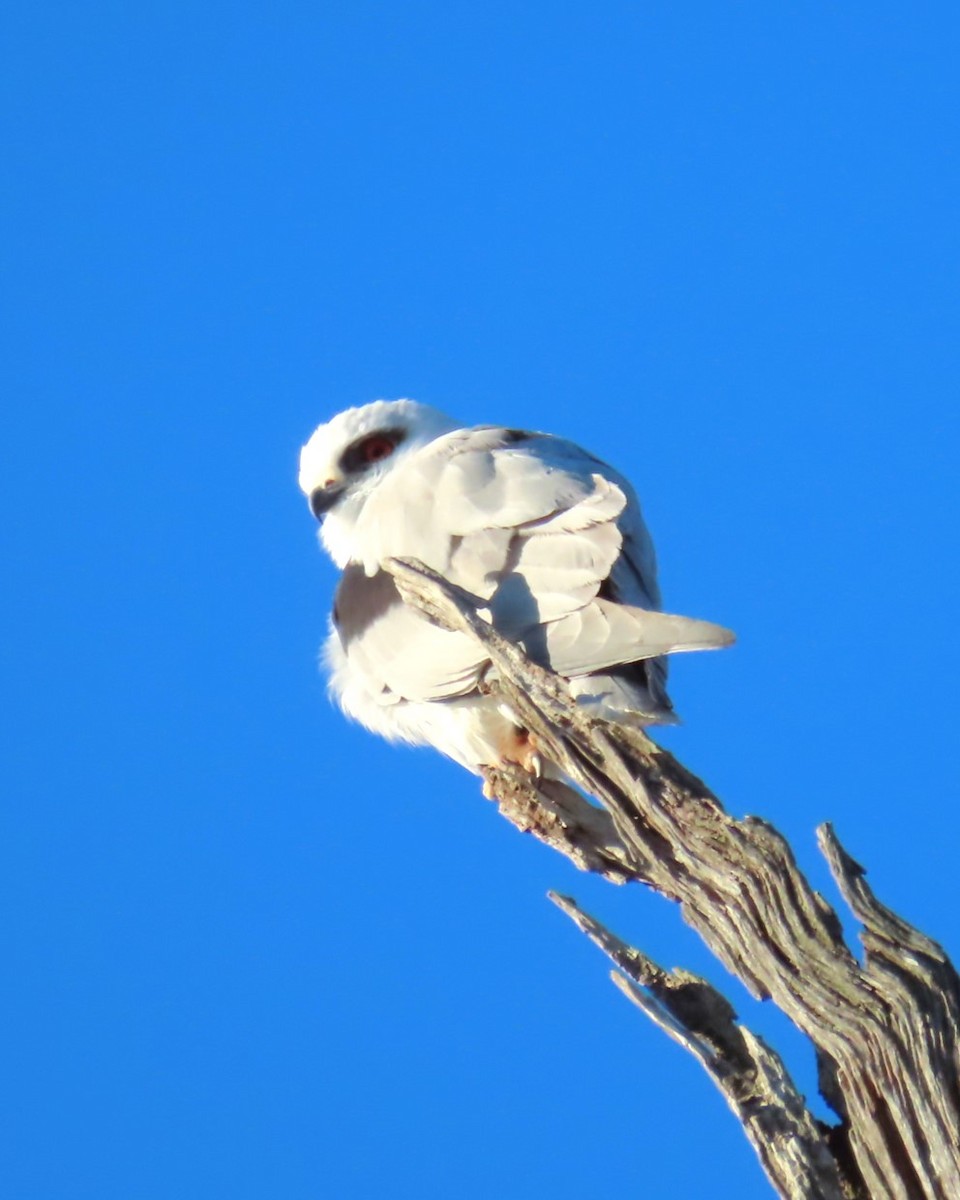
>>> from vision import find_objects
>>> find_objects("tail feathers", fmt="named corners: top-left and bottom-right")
top-left (610, 603), bottom-right (735, 656)
top-left (545, 600), bottom-right (735, 677)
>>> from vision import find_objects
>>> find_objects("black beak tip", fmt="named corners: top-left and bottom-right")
top-left (308, 484), bottom-right (344, 521)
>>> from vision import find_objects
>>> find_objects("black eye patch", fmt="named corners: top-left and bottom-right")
top-left (338, 427), bottom-right (407, 474)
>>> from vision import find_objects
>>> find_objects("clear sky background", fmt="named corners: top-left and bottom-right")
top-left (3, 5), bottom-right (960, 1198)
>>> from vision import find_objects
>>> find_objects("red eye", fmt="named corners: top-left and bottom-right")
top-left (359, 435), bottom-right (395, 463)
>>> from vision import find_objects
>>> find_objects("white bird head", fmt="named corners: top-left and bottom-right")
top-left (299, 399), bottom-right (460, 566)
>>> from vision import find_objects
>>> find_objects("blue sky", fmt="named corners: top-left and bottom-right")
top-left (3, 4), bottom-right (960, 1197)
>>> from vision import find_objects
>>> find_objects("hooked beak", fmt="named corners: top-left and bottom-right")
top-left (308, 481), bottom-right (346, 521)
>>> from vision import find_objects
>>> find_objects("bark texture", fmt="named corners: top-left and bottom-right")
top-left (387, 557), bottom-right (960, 1200)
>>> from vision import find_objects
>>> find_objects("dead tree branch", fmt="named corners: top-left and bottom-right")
top-left (387, 557), bottom-right (960, 1200)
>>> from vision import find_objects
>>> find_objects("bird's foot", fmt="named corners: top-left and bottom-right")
top-left (500, 728), bottom-right (543, 779)
top-left (481, 729), bottom-right (544, 798)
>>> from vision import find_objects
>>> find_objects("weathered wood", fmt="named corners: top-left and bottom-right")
top-left (550, 892), bottom-right (846, 1200)
top-left (386, 557), bottom-right (960, 1200)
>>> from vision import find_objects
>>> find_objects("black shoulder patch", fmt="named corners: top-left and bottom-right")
top-left (333, 564), bottom-right (403, 648)
top-left (596, 574), bottom-right (618, 602)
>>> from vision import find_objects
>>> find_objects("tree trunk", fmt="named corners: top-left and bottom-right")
top-left (388, 557), bottom-right (960, 1200)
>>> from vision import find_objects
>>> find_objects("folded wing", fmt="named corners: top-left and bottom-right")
top-left (337, 425), bottom-right (732, 710)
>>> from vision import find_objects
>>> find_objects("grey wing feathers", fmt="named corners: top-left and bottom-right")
top-left (340, 425), bottom-right (733, 712)
top-left (333, 566), bottom-right (488, 703)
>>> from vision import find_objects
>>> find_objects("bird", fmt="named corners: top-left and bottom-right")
top-left (298, 399), bottom-right (733, 778)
